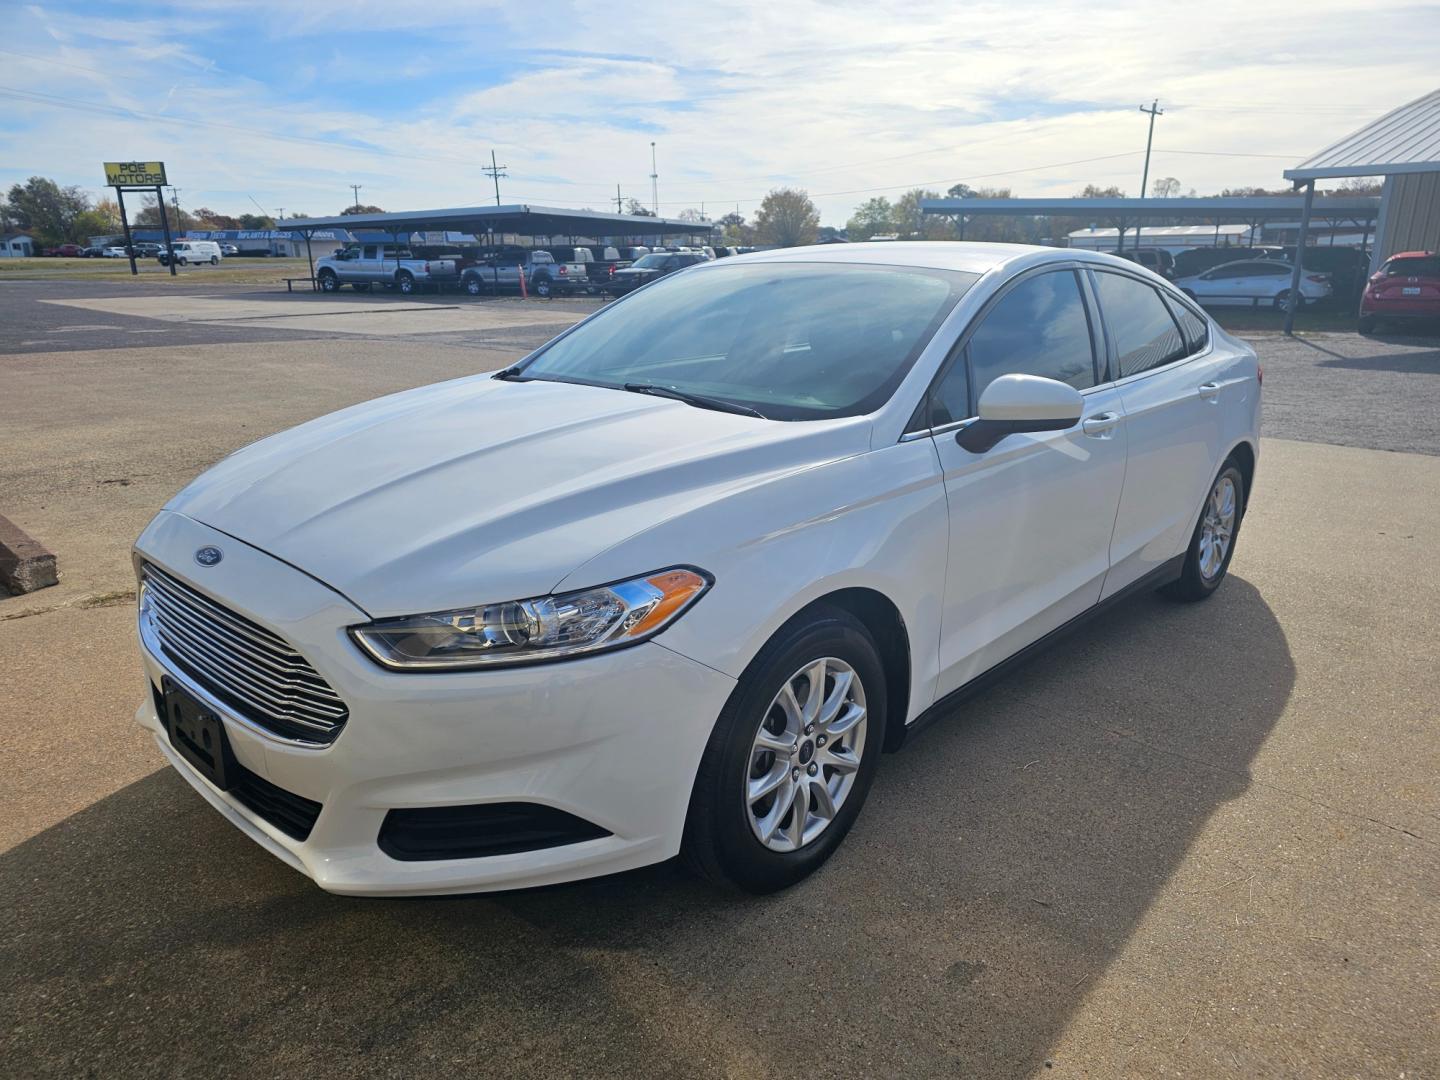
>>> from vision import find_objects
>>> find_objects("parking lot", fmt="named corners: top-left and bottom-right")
top-left (3, 280), bottom-right (1438, 1078)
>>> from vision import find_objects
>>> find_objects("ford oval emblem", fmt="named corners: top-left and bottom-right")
top-left (194, 546), bottom-right (223, 567)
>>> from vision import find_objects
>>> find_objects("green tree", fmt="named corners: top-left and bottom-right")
top-left (845, 196), bottom-right (893, 241)
top-left (132, 196), bottom-right (196, 233)
top-left (340, 204), bottom-right (384, 215)
top-left (754, 188), bottom-right (820, 247)
top-left (237, 213), bottom-right (275, 229)
top-left (4, 176), bottom-right (92, 246)
top-left (193, 207), bottom-right (240, 228)
top-left (717, 211), bottom-right (752, 245)
top-left (891, 188), bottom-right (952, 239)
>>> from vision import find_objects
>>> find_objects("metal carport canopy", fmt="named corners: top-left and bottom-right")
top-left (279, 203), bottom-right (709, 239)
top-left (919, 196), bottom-right (1379, 220)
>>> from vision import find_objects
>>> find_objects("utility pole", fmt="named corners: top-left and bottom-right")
top-left (614, 184), bottom-right (624, 214)
top-left (483, 150), bottom-right (508, 206)
top-left (350, 184), bottom-right (363, 211)
top-left (1139, 99), bottom-right (1163, 201)
top-left (168, 187), bottom-right (182, 230)
top-left (650, 141), bottom-right (659, 216)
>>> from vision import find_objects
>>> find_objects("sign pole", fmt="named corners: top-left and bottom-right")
top-left (156, 184), bottom-right (177, 277)
top-left (115, 187), bottom-right (138, 276)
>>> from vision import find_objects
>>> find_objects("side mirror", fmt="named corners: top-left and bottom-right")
top-left (956, 374), bottom-right (1084, 453)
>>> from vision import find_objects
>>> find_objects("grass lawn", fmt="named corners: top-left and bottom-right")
top-left (0, 257), bottom-right (315, 286)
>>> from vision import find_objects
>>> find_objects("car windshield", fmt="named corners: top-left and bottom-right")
top-left (631, 254), bottom-right (669, 269)
top-left (516, 262), bottom-right (977, 420)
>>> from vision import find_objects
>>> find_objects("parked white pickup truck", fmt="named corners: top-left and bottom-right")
top-left (458, 249), bottom-right (589, 298)
top-left (316, 243), bottom-right (461, 294)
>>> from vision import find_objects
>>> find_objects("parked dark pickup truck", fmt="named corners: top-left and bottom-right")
top-left (606, 251), bottom-right (708, 295)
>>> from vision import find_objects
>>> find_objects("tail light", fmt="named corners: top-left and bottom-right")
top-left (424, 261), bottom-right (431, 273)
top-left (559, 266), bottom-right (567, 276)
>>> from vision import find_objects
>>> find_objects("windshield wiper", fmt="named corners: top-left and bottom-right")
top-left (623, 382), bottom-right (768, 419)
top-left (492, 365), bottom-right (526, 380)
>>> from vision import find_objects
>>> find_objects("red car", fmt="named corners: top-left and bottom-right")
top-left (1359, 251), bottom-right (1440, 332)
top-left (44, 243), bottom-right (84, 257)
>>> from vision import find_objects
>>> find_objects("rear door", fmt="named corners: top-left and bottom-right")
top-left (926, 266), bottom-right (1129, 695)
top-left (1092, 269), bottom-right (1226, 597)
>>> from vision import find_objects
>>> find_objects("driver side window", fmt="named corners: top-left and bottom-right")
top-left (927, 269), bottom-right (1096, 428)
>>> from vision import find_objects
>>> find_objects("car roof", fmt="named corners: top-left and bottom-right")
top-left (1386, 250), bottom-right (1437, 259)
top-left (717, 240), bottom-right (1132, 276)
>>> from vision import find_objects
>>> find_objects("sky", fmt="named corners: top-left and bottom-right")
top-left (2, 0), bottom-right (1438, 225)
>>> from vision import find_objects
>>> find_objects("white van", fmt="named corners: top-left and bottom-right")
top-left (159, 241), bottom-right (223, 266)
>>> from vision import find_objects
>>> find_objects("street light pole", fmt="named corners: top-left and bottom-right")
top-left (650, 142), bottom-right (659, 216)
top-left (350, 184), bottom-right (362, 211)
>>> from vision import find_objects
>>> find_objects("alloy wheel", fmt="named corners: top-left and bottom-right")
top-left (745, 657), bottom-right (867, 853)
top-left (1198, 475), bottom-right (1237, 580)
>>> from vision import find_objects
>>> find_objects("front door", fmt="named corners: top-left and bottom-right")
top-left (928, 267), bottom-right (1129, 697)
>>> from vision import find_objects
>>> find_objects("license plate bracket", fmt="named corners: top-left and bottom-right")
top-left (161, 677), bottom-right (235, 790)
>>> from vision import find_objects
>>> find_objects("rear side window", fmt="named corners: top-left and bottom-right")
top-left (1094, 272), bottom-right (1188, 378)
top-left (1383, 255), bottom-right (1440, 277)
top-left (965, 270), bottom-right (1097, 403)
top-left (1163, 294), bottom-right (1209, 354)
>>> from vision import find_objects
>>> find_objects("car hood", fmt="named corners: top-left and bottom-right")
top-left (165, 375), bottom-right (868, 617)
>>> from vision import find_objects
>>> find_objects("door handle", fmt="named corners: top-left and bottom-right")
top-left (1198, 382), bottom-right (1221, 400)
top-left (1081, 412), bottom-right (1120, 436)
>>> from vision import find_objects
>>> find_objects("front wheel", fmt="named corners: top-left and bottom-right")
top-left (317, 270), bottom-right (339, 292)
top-left (683, 606), bottom-right (887, 893)
top-left (177, 256), bottom-right (188, 266)
top-left (1163, 461), bottom-right (1245, 602)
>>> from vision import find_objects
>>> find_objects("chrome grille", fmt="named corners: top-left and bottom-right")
top-left (141, 562), bottom-right (348, 745)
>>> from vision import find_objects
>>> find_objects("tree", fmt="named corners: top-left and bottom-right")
top-left (1150, 176), bottom-right (1182, 199)
top-left (192, 207), bottom-right (240, 229)
top-left (624, 198), bottom-right (655, 217)
top-left (754, 188), bottom-right (820, 247)
top-left (237, 213), bottom-right (274, 229)
top-left (4, 176), bottom-right (92, 246)
top-left (676, 207), bottom-right (707, 223)
top-left (132, 195), bottom-right (196, 233)
top-left (845, 196), bottom-right (893, 241)
top-left (341, 204), bottom-right (384, 215)
top-left (891, 188), bottom-right (952, 239)
top-left (717, 211), bottom-right (752, 244)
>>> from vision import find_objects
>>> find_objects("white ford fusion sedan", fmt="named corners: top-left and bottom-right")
top-left (134, 242), bottom-right (1260, 896)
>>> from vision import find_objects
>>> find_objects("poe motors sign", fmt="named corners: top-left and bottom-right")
top-left (104, 161), bottom-right (168, 188)
top-left (103, 160), bottom-right (176, 276)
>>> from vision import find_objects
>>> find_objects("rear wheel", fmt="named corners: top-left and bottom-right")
top-left (464, 275), bottom-right (484, 297)
top-left (396, 271), bottom-right (415, 295)
top-left (210, 256), bottom-right (219, 265)
top-left (1163, 461), bottom-right (1245, 602)
top-left (683, 606), bottom-right (887, 893)
top-left (1273, 289), bottom-right (1302, 310)
top-left (532, 275), bottom-right (553, 299)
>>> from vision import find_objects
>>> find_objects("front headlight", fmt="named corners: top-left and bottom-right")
top-left (348, 567), bottom-right (711, 671)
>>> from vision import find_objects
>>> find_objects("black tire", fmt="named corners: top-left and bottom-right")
top-left (682, 606), bottom-right (888, 893)
top-left (177, 256), bottom-right (188, 266)
top-left (396, 271), bottom-right (415, 295)
top-left (464, 275), bottom-right (484, 297)
top-left (532, 275), bottom-right (552, 299)
top-left (317, 269), bottom-right (339, 292)
top-left (352, 282), bottom-right (372, 292)
top-left (1273, 289), bottom-right (1302, 311)
top-left (1357, 314), bottom-right (1377, 334)
top-left (210, 256), bottom-right (219, 265)
top-left (1163, 459), bottom-right (1246, 602)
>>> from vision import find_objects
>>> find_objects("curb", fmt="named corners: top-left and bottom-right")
top-left (0, 515), bottom-right (58, 594)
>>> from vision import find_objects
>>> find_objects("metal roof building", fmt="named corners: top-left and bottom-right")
top-left (1284, 87), bottom-right (1440, 285)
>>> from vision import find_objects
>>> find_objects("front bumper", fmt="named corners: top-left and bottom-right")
top-left (134, 510), bottom-right (736, 895)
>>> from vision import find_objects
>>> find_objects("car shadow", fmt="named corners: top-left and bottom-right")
top-left (1311, 345), bottom-right (1440, 374)
top-left (2, 578), bottom-right (1292, 1078)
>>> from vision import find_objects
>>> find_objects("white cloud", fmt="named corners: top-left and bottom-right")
top-left (2, 0), bottom-right (1437, 223)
